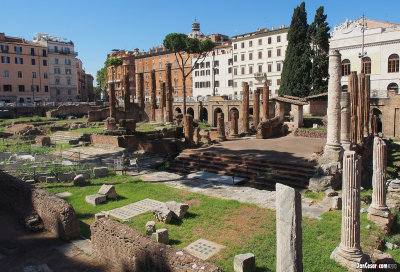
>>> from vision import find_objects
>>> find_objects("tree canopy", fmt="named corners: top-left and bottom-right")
top-left (105, 57), bottom-right (123, 68)
top-left (96, 66), bottom-right (107, 89)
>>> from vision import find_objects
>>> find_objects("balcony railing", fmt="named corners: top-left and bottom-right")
top-left (48, 49), bottom-right (78, 56)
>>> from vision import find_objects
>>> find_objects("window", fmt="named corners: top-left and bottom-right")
top-left (67, 78), bottom-right (71, 85)
top-left (42, 49), bottom-right (46, 57)
top-left (277, 63), bottom-right (281, 72)
top-left (139, 59), bottom-right (142, 63)
top-left (15, 57), bottom-right (23, 64)
top-left (15, 46), bottom-right (22, 54)
top-left (44, 72), bottom-right (47, 79)
top-left (68, 89), bottom-right (71, 95)
top-left (3, 85), bottom-right (12, 92)
top-left (228, 67), bottom-right (232, 74)
top-left (241, 54), bottom-right (245, 61)
top-left (56, 89), bottom-right (60, 95)
top-left (31, 59), bottom-right (36, 65)
top-left (268, 63), bottom-right (272, 72)
top-left (234, 55), bottom-right (237, 62)
top-left (388, 54), bottom-right (399, 73)
top-left (268, 50), bottom-right (272, 58)
top-left (206, 62), bottom-right (210, 68)
top-left (277, 48), bottom-right (281, 57)
top-left (342, 59), bottom-right (351, 76)
top-left (152, 56), bottom-right (155, 60)
top-left (166, 54), bottom-right (169, 59)
top-left (1, 45), bottom-right (9, 53)
top-left (45, 86), bottom-right (48, 92)
top-left (215, 69), bottom-right (219, 75)
top-left (215, 81), bottom-right (219, 87)
top-left (54, 68), bottom-right (61, 74)
top-left (249, 41), bottom-right (253, 47)
top-left (388, 82), bottom-right (399, 92)
top-left (17, 71), bottom-right (22, 78)
top-left (249, 52), bottom-right (253, 60)
top-left (55, 58), bottom-right (59, 64)
top-left (228, 58), bottom-right (233, 65)
top-left (362, 57), bottom-right (371, 74)
top-left (55, 78), bottom-right (60, 85)
top-left (1, 56), bottom-right (10, 63)
top-left (174, 60), bottom-right (177, 66)
top-left (234, 44), bottom-right (237, 49)
top-left (159, 55), bottom-right (162, 60)
top-left (159, 62), bottom-right (162, 68)
top-left (258, 65), bottom-right (262, 73)
top-left (258, 51), bottom-right (262, 59)
top-left (249, 66), bottom-right (253, 74)
top-left (43, 60), bottom-right (47, 66)
top-left (66, 69), bottom-right (71, 74)
top-left (195, 71), bottom-right (199, 76)
top-left (206, 70), bottom-right (210, 75)
top-left (65, 59), bottom-right (71, 65)
top-left (277, 36), bottom-right (281, 42)
top-left (241, 67), bottom-right (245, 75)
top-left (214, 60), bottom-right (219, 67)
top-left (30, 48), bottom-right (35, 56)
top-left (18, 85), bottom-right (25, 92)
top-left (228, 80), bottom-right (233, 87)
top-left (241, 42), bottom-right (244, 49)
top-left (268, 37), bottom-right (272, 44)
top-left (234, 68), bottom-right (237, 75)
top-left (32, 72), bottom-right (37, 78)
top-left (258, 39), bottom-right (262, 45)
top-left (277, 79), bottom-right (281, 85)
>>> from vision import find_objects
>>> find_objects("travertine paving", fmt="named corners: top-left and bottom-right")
top-left (185, 239), bottom-right (225, 260)
top-left (107, 198), bottom-right (164, 220)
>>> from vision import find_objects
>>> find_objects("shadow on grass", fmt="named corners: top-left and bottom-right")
top-left (79, 220), bottom-right (91, 239)
top-left (169, 212), bottom-right (198, 226)
top-left (169, 239), bottom-right (181, 246)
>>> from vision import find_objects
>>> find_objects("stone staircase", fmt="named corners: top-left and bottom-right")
top-left (51, 131), bottom-right (90, 145)
top-left (168, 150), bottom-right (317, 190)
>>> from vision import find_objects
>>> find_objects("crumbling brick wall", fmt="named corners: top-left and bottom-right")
top-left (0, 171), bottom-right (80, 240)
top-left (293, 128), bottom-right (327, 139)
top-left (91, 219), bottom-right (223, 272)
top-left (46, 104), bottom-right (92, 118)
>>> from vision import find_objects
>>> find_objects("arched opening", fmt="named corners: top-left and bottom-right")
top-left (388, 82), bottom-right (399, 93)
top-left (229, 107), bottom-right (239, 121)
top-left (342, 85), bottom-right (348, 92)
top-left (342, 59), bottom-right (351, 76)
top-left (200, 107), bottom-right (208, 123)
top-left (187, 107), bottom-right (194, 118)
top-left (371, 108), bottom-right (383, 134)
top-left (388, 54), bottom-right (399, 73)
top-left (19, 98), bottom-right (25, 103)
top-left (249, 107), bottom-right (254, 123)
top-left (362, 57), bottom-right (371, 74)
top-left (213, 107), bottom-right (222, 127)
top-left (174, 107), bottom-right (182, 114)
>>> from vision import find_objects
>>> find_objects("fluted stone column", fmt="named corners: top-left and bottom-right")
top-left (263, 81), bottom-right (270, 120)
top-left (331, 151), bottom-right (369, 270)
top-left (242, 82), bottom-right (250, 134)
top-left (109, 82), bottom-right (116, 119)
top-left (364, 75), bottom-right (371, 137)
top-left (341, 92), bottom-right (351, 150)
top-left (349, 72), bottom-right (358, 145)
top-left (150, 70), bottom-right (156, 122)
top-left (276, 183), bottom-right (302, 272)
top-left (160, 82), bottom-right (166, 122)
top-left (230, 110), bottom-right (239, 137)
top-left (322, 50), bottom-right (343, 163)
top-left (165, 63), bottom-right (173, 123)
top-left (184, 115), bottom-right (193, 143)
top-left (253, 89), bottom-right (260, 127)
top-left (124, 73), bottom-right (131, 117)
top-left (357, 73), bottom-right (365, 145)
top-left (137, 73), bottom-right (145, 112)
top-left (217, 112), bottom-right (226, 142)
top-left (368, 137), bottom-right (391, 228)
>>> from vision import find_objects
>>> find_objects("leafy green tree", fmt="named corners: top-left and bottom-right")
top-left (96, 66), bottom-right (107, 90)
top-left (163, 33), bottom-right (215, 114)
top-left (279, 2), bottom-right (312, 97)
top-left (308, 6), bottom-right (330, 95)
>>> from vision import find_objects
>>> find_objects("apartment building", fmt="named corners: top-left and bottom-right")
top-left (0, 32), bottom-right (50, 103)
top-left (231, 25), bottom-right (289, 98)
top-left (192, 42), bottom-right (234, 99)
top-left (32, 33), bottom-right (78, 102)
top-left (76, 59), bottom-right (86, 100)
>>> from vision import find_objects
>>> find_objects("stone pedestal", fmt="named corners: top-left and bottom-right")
top-left (184, 115), bottom-right (193, 143)
top-left (217, 112), bottom-right (226, 142)
top-left (322, 50), bottom-right (343, 163)
top-left (253, 89), bottom-right (260, 128)
top-left (276, 183), bottom-right (302, 272)
top-left (150, 69), bottom-right (157, 122)
top-left (340, 92), bottom-right (351, 150)
top-left (368, 137), bottom-right (393, 231)
top-left (293, 105), bottom-right (303, 129)
top-left (137, 73), bottom-right (145, 112)
top-left (241, 82), bottom-right (250, 134)
top-left (230, 110), bottom-right (239, 137)
top-left (331, 151), bottom-right (370, 271)
top-left (262, 82), bottom-right (269, 120)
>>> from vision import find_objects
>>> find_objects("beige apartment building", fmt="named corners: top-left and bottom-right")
top-left (0, 33), bottom-right (50, 103)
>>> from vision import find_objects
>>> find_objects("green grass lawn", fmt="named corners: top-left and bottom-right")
top-left (136, 122), bottom-right (173, 132)
top-left (0, 116), bottom-right (58, 126)
top-left (40, 175), bottom-right (399, 272)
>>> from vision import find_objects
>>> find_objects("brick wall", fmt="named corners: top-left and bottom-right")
top-left (0, 171), bottom-right (80, 240)
top-left (91, 219), bottom-right (223, 272)
top-left (46, 104), bottom-right (92, 118)
top-left (307, 101), bottom-right (327, 116)
top-left (294, 128), bottom-right (327, 138)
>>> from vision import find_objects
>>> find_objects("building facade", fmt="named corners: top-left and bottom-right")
top-left (191, 42), bottom-right (234, 99)
top-left (330, 18), bottom-right (400, 97)
top-left (231, 25), bottom-right (289, 98)
top-left (0, 33), bottom-right (50, 103)
top-left (32, 33), bottom-right (78, 102)
top-left (76, 58), bottom-right (86, 101)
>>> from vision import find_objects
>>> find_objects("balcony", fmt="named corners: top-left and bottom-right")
top-left (48, 49), bottom-right (78, 56)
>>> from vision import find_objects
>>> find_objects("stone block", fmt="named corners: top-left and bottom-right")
top-left (58, 172), bottom-right (74, 182)
top-left (37, 175), bottom-right (47, 183)
top-left (93, 167), bottom-right (109, 178)
top-left (46, 176), bottom-right (56, 183)
top-left (309, 174), bottom-right (340, 192)
top-left (73, 174), bottom-right (87, 186)
top-left (26, 180), bottom-right (35, 184)
top-left (145, 221), bottom-right (156, 235)
top-left (325, 188), bottom-right (338, 197)
top-left (318, 162), bottom-right (340, 176)
top-left (156, 228), bottom-right (169, 244)
top-left (85, 194), bottom-right (107, 206)
top-left (35, 136), bottom-right (51, 147)
top-left (98, 184), bottom-right (118, 199)
top-left (95, 212), bottom-right (106, 220)
top-left (75, 170), bottom-right (90, 180)
top-left (152, 205), bottom-right (173, 224)
top-left (331, 196), bottom-right (342, 210)
top-left (166, 201), bottom-right (189, 219)
top-left (234, 253), bottom-right (255, 272)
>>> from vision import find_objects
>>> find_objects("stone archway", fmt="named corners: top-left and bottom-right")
top-left (187, 107), bottom-right (194, 118)
top-left (175, 107), bottom-right (182, 114)
top-left (214, 107), bottom-right (222, 127)
top-left (229, 107), bottom-right (239, 121)
top-left (371, 108), bottom-right (383, 134)
top-left (200, 107), bottom-right (208, 123)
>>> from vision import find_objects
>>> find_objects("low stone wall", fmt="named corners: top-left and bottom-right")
top-left (88, 107), bottom-right (109, 122)
top-left (90, 134), bottom-right (120, 147)
top-left (307, 100), bottom-right (327, 116)
top-left (294, 128), bottom-right (327, 138)
top-left (46, 104), bottom-right (92, 118)
top-left (91, 219), bottom-right (223, 272)
top-left (0, 171), bottom-right (80, 240)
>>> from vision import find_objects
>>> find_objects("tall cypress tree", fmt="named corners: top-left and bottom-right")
top-left (279, 2), bottom-right (312, 98)
top-left (309, 6), bottom-right (330, 95)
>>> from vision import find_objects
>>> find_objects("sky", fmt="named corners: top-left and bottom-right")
top-left (2, 0), bottom-right (399, 86)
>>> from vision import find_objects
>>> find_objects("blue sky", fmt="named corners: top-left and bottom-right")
top-left (2, 0), bottom-right (399, 85)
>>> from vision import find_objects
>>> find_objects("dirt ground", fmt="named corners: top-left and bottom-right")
top-left (0, 208), bottom-right (110, 272)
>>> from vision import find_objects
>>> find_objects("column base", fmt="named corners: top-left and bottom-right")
top-left (320, 144), bottom-right (343, 164)
top-left (341, 141), bottom-right (352, 151)
top-left (331, 246), bottom-right (370, 272)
